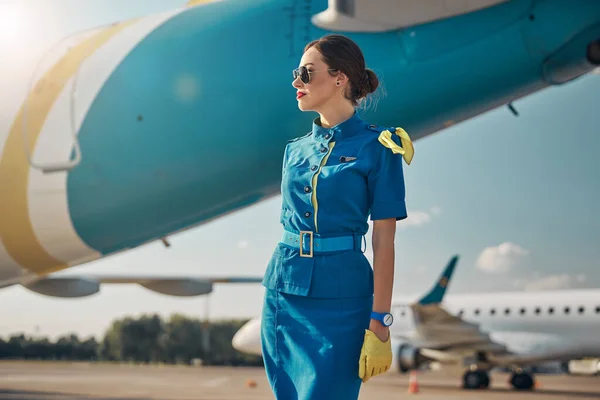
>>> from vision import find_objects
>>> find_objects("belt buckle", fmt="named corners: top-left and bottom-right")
top-left (299, 230), bottom-right (313, 258)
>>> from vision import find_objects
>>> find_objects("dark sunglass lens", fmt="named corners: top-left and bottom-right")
top-left (300, 67), bottom-right (310, 83)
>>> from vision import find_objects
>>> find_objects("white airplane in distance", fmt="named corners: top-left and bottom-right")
top-left (231, 256), bottom-right (600, 391)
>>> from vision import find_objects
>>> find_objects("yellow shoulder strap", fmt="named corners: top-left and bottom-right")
top-left (377, 127), bottom-right (414, 165)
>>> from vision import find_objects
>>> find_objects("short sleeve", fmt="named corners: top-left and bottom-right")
top-left (367, 135), bottom-right (408, 221)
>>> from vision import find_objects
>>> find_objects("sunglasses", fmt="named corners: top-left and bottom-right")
top-left (292, 66), bottom-right (338, 84)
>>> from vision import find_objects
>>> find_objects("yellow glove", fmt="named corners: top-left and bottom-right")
top-left (358, 329), bottom-right (392, 383)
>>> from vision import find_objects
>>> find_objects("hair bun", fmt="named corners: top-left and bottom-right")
top-left (363, 68), bottom-right (379, 95)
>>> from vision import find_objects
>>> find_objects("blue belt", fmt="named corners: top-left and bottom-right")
top-left (280, 230), bottom-right (363, 258)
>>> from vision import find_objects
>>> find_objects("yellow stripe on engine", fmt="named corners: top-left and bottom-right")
top-left (311, 142), bottom-right (335, 233)
top-left (0, 21), bottom-right (134, 275)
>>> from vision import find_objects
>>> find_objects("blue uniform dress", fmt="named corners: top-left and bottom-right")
top-left (260, 111), bottom-right (412, 400)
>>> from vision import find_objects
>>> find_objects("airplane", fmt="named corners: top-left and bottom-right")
top-left (231, 255), bottom-right (600, 391)
top-left (1, 0), bottom-right (599, 296)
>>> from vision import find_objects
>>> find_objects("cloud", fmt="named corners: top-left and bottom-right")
top-left (476, 242), bottom-right (529, 274)
top-left (398, 206), bottom-right (442, 229)
top-left (402, 211), bottom-right (432, 227)
top-left (365, 206), bottom-right (441, 230)
top-left (430, 206), bottom-right (442, 216)
top-left (524, 274), bottom-right (586, 291)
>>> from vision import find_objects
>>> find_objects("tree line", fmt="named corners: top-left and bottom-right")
top-left (0, 313), bottom-right (263, 366)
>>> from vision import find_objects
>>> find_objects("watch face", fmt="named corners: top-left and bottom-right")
top-left (383, 313), bottom-right (393, 326)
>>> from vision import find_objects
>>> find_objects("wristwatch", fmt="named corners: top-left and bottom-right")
top-left (371, 311), bottom-right (394, 327)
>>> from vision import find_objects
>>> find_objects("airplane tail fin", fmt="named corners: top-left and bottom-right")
top-left (417, 255), bottom-right (459, 305)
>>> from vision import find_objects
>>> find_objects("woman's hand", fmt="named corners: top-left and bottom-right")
top-left (358, 327), bottom-right (392, 383)
top-left (369, 319), bottom-right (389, 342)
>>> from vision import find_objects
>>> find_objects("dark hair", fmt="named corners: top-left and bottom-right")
top-left (304, 34), bottom-right (379, 106)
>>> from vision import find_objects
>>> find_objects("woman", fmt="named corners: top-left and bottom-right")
top-left (260, 34), bottom-right (414, 399)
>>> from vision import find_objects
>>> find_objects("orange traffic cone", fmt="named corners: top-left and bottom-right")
top-left (407, 370), bottom-right (420, 394)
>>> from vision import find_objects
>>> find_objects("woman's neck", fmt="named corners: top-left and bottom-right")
top-left (318, 103), bottom-right (355, 128)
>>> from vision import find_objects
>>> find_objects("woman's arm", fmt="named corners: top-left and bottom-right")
top-left (369, 218), bottom-right (396, 341)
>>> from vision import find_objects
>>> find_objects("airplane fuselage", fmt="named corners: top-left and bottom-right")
top-left (392, 289), bottom-right (600, 363)
top-left (1, 0), bottom-right (599, 283)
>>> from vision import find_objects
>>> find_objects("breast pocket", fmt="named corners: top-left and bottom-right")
top-left (318, 153), bottom-right (366, 203)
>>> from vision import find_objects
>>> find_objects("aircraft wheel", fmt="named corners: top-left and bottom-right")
top-left (463, 370), bottom-right (490, 389)
top-left (510, 370), bottom-right (534, 390)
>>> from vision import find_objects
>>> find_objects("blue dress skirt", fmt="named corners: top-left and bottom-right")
top-left (261, 287), bottom-right (372, 399)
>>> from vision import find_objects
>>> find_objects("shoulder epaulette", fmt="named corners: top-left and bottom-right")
top-left (287, 131), bottom-right (312, 143)
top-left (376, 126), bottom-right (414, 165)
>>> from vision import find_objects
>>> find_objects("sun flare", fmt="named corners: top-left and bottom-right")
top-left (0, 4), bottom-right (25, 47)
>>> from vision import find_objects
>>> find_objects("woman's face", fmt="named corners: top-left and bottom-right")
top-left (292, 47), bottom-right (342, 112)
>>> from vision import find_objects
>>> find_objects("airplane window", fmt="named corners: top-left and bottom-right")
top-left (564, 306), bottom-right (570, 315)
top-left (490, 308), bottom-right (496, 315)
top-left (400, 310), bottom-right (406, 317)
top-left (596, 306), bottom-right (600, 314)
top-left (474, 309), bottom-right (480, 316)
top-left (504, 308), bottom-right (510, 315)
top-left (458, 310), bottom-right (464, 316)
top-left (548, 307), bottom-right (554, 314)
top-left (578, 306), bottom-right (585, 314)
top-left (520, 307), bottom-right (526, 315)
top-left (535, 307), bottom-right (541, 315)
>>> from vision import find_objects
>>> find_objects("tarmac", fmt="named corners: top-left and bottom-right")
top-left (0, 361), bottom-right (598, 400)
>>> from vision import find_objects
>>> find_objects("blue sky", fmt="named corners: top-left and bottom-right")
top-left (0, 0), bottom-right (599, 340)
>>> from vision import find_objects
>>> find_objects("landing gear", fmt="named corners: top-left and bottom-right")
top-left (510, 370), bottom-right (535, 390)
top-left (461, 365), bottom-right (535, 391)
top-left (462, 369), bottom-right (490, 389)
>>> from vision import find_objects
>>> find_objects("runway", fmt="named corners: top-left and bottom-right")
top-left (0, 361), bottom-right (598, 399)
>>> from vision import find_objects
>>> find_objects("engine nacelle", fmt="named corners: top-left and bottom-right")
top-left (140, 280), bottom-right (213, 296)
top-left (396, 343), bottom-right (430, 373)
top-left (24, 277), bottom-right (100, 298)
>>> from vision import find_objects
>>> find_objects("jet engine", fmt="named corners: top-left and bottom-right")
top-left (24, 277), bottom-right (100, 298)
top-left (393, 342), bottom-right (430, 373)
top-left (138, 280), bottom-right (212, 296)
top-left (398, 344), bottom-right (422, 372)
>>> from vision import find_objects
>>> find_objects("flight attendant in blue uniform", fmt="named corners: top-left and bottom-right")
top-left (261, 34), bottom-right (414, 400)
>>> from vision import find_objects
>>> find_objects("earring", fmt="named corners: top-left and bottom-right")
top-left (336, 82), bottom-right (340, 86)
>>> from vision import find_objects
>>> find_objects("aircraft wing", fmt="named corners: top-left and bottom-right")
top-left (405, 303), bottom-right (508, 354)
top-left (21, 274), bottom-right (263, 298)
top-left (395, 256), bottom-right (508, 355)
